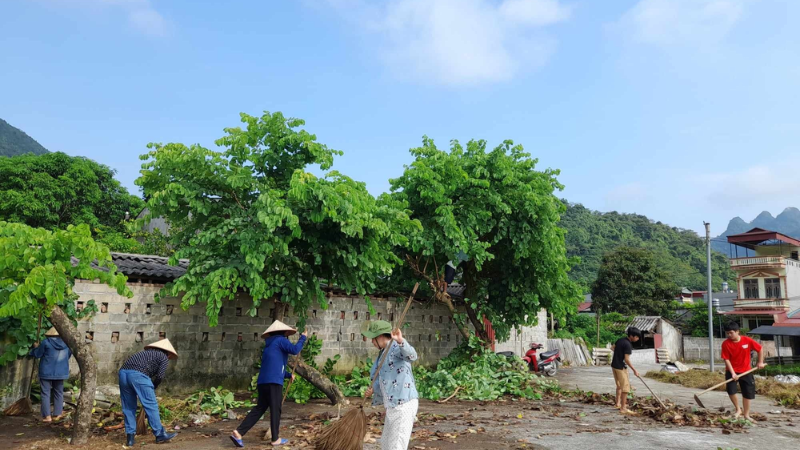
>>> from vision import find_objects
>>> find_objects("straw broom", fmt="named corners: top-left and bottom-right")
top-left (3, 314), bottom-right (43, 416)
top-left (136, 408), bottom-right (148, 435)
top-left (313, 283), bottom-right (419, 450)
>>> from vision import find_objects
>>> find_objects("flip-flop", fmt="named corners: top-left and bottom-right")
top-left (271, 438), bottom-right (289, 446)
top-left (229, 435), bottom-right (244, 448)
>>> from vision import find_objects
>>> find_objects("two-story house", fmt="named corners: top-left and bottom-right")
top-left (724, 228), bottom-right (800, 332)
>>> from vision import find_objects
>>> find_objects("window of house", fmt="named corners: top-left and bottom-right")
top-left (765, 278), bottom-right (781, 298)
top-left (743, 279), bottom-right (759, 298)
top-left (792, 251), bottom-right (799, 261)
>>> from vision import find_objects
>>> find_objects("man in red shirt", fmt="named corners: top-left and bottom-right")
top-left (721, 322), bottom-right (766, 421)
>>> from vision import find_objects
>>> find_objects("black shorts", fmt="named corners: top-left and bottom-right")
top-left (725, 372), bottom-right (756, 400)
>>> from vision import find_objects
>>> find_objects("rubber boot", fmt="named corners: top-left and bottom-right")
top-left (126, 434), bottom-right (135, 446)
top-left (156, 431), bottom-right (177, 444)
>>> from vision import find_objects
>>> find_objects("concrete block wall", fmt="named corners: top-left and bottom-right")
top-left (682, 336), bottom-right (793, 362)
top-left (70, 281), bottom-right (464, 393)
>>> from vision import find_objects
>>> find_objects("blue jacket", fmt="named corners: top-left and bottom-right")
top-left (30, 337), bottom-right (71, 380)
top-left (370, 339), bottom-right (418, 409)
top-left (256, 335), bottom-right (307, 386)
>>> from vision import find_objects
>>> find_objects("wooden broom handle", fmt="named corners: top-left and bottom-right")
top-left (698, 367), bottom-right (759, 395)
top-left (362, 283), bottom-right (419, 408)
top-left (282, 356), bottom-right (299, 405)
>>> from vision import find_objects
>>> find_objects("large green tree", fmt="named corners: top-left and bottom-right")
top-left (136, 111), bottom-right (417, 404)
top-left (590, 246), bottom-right (680, 317)
top-left (0, 152), bottom-right (144, 243)
top-left (385, 137), bottom-right (581, 342)
top-left (0, 222), bottom-right (132, 445)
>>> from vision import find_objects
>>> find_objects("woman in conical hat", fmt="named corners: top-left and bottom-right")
top-left (30, 327), bottom-right (72, 422)
top-left (118, 338), bottom-right (179, 446)
top-left (231, 320), bottom-right (308, 447)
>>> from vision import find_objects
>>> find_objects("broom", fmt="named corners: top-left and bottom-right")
top-left (313, 283), bottom-right (419, 450)
top-left (4, 314), bottom-right (43, 416)
top-left (136, 408), bottom-right (148, 435)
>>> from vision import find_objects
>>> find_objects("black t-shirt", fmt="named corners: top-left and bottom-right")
top-left (611, 337), bottom-right (633, 370)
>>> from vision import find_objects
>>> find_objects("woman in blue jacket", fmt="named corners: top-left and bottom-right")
top-left (30, 327), bottom-right (72, 422)
top-left (231, 320), bottom-right (307, 448)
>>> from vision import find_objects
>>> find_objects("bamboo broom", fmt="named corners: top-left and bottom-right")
top-left (313, 283), bottom-right (419, 450)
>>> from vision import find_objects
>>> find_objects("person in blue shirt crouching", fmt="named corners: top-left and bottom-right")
top-left (230, 320), bottom-right (307, 448)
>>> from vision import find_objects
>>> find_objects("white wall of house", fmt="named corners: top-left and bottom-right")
top-left (658, 320), bottom-right (682, 362)
top-left (787, 264), bottom-right (800, 311)
top-left (494, 309), bottom-right (548, 356)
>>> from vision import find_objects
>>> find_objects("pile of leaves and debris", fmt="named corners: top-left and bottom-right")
top-left (647, 369), bottom-right (800, 408)
top-left (415, 336), bottom-right (561, 401)
top-left (571, 390), bottom-right (766, 431)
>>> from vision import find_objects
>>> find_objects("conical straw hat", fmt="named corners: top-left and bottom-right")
top-left (44, 327), bottom-right (59, 337)
top-left (145, 339), bottom-right (178, 359)
top-left (261, 320), bottom-right (297, 338)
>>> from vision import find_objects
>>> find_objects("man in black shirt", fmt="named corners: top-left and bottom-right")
top-left (611, 327), bottom-right (641, 414)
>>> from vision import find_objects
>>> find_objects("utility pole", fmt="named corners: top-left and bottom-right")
top-left (704, 222), bottom-right (715, 372)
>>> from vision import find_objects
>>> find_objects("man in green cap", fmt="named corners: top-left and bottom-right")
top-left (362, 320), bottom-right (419, 450)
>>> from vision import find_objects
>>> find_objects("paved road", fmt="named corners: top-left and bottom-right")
top-left (558, 363), bottom-right (777, 413)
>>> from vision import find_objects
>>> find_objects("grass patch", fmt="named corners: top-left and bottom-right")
top-left (759, 364), bottom-right (800, 377)
top-left (646, 369), bottom-right (800, 408)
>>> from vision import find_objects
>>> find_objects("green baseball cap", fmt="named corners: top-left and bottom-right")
top-left (361, 320), bottom-right (392, 339)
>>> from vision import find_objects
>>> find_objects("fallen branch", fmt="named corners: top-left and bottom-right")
top-left (438, 387), bottom-right (462, 404)
top-left (103, 423), bottom-right (125, 432)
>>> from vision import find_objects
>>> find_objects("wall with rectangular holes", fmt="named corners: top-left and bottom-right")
top-left (69, 280), bottom-right (478, 392)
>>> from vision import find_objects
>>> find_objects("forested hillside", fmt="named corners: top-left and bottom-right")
top-left (0, 118), bottom-right (48, 156)
top-left (561, 202), bottom-right (734, 293)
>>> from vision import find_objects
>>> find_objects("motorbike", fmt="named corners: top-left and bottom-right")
top-left (522, 343), bottom-right (561, 377)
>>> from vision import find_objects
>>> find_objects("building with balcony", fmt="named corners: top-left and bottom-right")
top-left (724, 228), bottom-right (800, 332)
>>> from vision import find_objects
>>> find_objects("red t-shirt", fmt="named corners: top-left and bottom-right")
top-left (721, 335), bottom-right (762, 374)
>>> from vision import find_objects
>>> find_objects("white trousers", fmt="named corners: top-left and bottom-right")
top-left (380, 399), bottom-right (418, 450)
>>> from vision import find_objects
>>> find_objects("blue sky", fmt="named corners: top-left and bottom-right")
top-left (2, 0), bottom-right (800, 236)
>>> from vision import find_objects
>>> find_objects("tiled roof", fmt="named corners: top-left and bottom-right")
top-left (446, 283), bottom-right (466, 299)
top-left (95, 252), bottom-right (472, 298)
top-left (627, 316), bottom-right (662, 333)
top-left (110, 252), bottom-right (188, 280)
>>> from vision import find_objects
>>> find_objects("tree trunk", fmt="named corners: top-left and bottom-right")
top-left (463, 269), bottom-right (489, 345)
top-left (436, 293), bottom-right (471, 341)
top-left (272, 298), bottom-right (345, 405)
top-left (49, 305), bottom-right (95, 446)
top-left (289, 355), bottom-right (345, 405)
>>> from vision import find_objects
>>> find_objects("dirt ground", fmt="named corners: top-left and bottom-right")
top-left (4, 365), bottom-right (800, 450)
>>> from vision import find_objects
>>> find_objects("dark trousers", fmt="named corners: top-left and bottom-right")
top-left (236, 383), bottom-right (282, 441)
top-left (39, 379), bottom-right (64, 418)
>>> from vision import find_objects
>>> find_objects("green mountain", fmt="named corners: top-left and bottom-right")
top-left (713, 208), bottom-right (800, 256)
top-left (561, 202), bottom-right (734, 293)
top-left (0, 118), bottom-right (49, 157)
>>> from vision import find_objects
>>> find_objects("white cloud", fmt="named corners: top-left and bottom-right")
top-left (314, 0), bottom-right (572, 86)
top-left (615, 0), bottom-right (745, 48)
top-left (36, 0), bottom-right (168, 37)
top-left (499, 0), bottom-right (572, 26)
top-left (128, 7), bottom-right (167, 37)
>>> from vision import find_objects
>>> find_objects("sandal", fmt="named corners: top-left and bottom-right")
top-left (230, 435), bottom-right (244, 448)
top-left (272, 438), bottom-right (289, 446)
